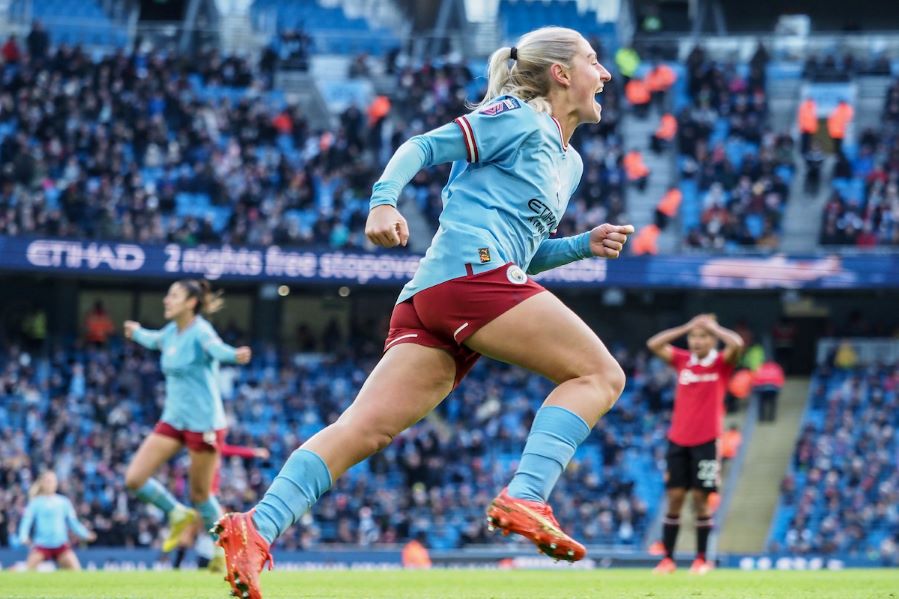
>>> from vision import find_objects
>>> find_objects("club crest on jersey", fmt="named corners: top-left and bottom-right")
top-left (478, 248), bottom-right (492, 263)
top-left (506, 265), bottom-right (527, 285)
top-left (479, 97), bottom-right (521, 117)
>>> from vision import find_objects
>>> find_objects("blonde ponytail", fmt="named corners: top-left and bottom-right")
top-left (471, 27), bottom-right (584, 114)
top-left (28, 479), bottom-right (42, 498)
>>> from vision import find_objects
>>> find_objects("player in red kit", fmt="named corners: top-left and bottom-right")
top-left (646, 314), bottom-right (744, 574)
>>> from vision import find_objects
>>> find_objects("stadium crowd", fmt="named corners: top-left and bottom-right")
top-left (818, 78), bottom-right (899, 247)
top-left (675, 46), bottom-right (793, 250)
top-left (0, 326), bottom-right (670, 552)
top-left (0, 34), bottom-right (630, 254)
top-left (771, 362), bottom-right (899, 564)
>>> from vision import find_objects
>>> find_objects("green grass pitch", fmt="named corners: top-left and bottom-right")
top-left (1, 569), bottom-right (897, 599)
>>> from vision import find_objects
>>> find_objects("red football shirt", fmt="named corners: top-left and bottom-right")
top-left (667, 347), bottom-right (734, 446)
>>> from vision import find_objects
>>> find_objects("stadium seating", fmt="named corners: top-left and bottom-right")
top-left (0, 337), bottom-right (670, 550)
top-left (818, 78), bottom-right (899, 247)
top-left (498, 0), bottom-right (617, 52)
top-left (674, 47), bottom-right (792, 250)
top-left (767, 363), bottom-right (899, 564)
top-left (250, 0), bottom-right (398, 55)
top-left (0, 44), bottom-right (380, 249)
top-left (8, 0), bottom-right (128, 47)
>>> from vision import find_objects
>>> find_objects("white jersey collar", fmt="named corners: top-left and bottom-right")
top-left (688, 349), bottom-right (719, 367)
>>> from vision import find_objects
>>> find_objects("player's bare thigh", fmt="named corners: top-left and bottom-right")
top-left (124, 434), bottom-right (183, 490)
top-left (464, 291), bottom-right (625, 422)
top-left (25, 549), bottom-right (44, 570)
top-left (302, 343), bottom-right (456, 479)
top-left (187, 448), bottom-right (219, 503)
top-left (56, 549), bottom-right (82, 571)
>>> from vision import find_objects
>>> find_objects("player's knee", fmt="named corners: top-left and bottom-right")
top-left (363, 429), bottom-right (395, 455)
top-left (124, 471), bottom-right (144, 492)
top-left (604, 360), bottom-right (627, 400)
top-left (190, 488), bottom-right (210, 504)
top-left (333, 420), bottom-right (395, 457)
top-left (584, 360), bottom-right (626, 414)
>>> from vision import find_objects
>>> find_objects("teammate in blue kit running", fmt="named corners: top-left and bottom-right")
top-left (122, 279), bottom-right (251, 571)
top-left (19, 471), bottom-right (96, 570)
top-left (216, 27), bottom-right (633, 599)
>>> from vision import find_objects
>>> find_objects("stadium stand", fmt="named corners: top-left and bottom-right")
top-left (818, 78), bottom-right (899, 247)
top-left (767, 361), bottom-right (899, 564)
top-left (0, 334), bottom-right (671, 550)
top-left (0, 35), bottom-right (630, 252)
top-left (8, 1), bottom-right (128, 48)
top-left (674, 46), bottom-right (793, 250)
top-left (497, 0), bottom-right (616, 54)
top-left (0, 42), bottom-right (386, 249)
top-left (250, 0), bottom-right (399, 55)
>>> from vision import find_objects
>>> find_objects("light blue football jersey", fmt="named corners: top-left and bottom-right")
top-left (131, 316), bottom-right (237, 432)
top-left (19, 494), bottom-right (90, 548)
top-left (370, 95), bottom-right (591, 304)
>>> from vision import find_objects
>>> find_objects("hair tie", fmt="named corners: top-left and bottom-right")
top-left (510, 47), bottom-right (518, 61)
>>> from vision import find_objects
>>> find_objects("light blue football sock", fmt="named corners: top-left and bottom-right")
top-left (196, 496), bottom-right (223, 532)
top-left (252, 448), bottom-right (332, 544)
top-left (507, 406), bottom-right (592, 503)
top-left (133, 478), bottom-right (180, 514)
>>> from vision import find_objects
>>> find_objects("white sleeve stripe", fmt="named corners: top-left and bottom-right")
top-left (454, 116), bottom-right (478, 162)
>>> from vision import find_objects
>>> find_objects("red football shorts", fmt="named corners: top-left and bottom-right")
top-left (384, 262), bottom-right (546, 387)
top-left (153, 422), bottom-right (226, 453)
top-left (35, 544), bottom-right (70, 560)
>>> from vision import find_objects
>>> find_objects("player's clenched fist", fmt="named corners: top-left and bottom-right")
top-left (123, 320), bottom-right (140, 339)
top-left (589, 224), bottom-right (635, 259)
top-left (366, 205), bottom-right (410, 248)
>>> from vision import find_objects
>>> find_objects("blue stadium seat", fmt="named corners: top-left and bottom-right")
top-left (251, 0), bottom-right (398, 55)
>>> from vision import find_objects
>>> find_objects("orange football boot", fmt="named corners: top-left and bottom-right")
top-left (213, 511), bottom-right (274, 599)
top-left (653, 557), bottom-right (677, 574)
top-left (486, 488), bottom-right (586, 562)
top-left (689, 557), bottom-right (713, 575)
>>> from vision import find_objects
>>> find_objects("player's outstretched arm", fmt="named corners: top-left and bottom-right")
top-left (18, 502), bottom-right (35, 547)
top-left (200, 327), bottom-right (252, 364)
top-left (367, 123), bottom-right (469, 248)
top-left (124, 321), bottom-right (162, 350)
top-left (63, 498), bottom-right (95, 543)
top-left (701, 316), bottom-right (745, 364)
top-left (646, 315), bottom-right (707, 363)
top-left (526, 224), bottom-right (634, 275)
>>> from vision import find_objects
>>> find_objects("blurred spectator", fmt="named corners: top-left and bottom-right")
top-left (83, 302), bottom-right (115, 346)
top-left (625, 79), bottom-right (651, 118)
top-left (797, 97), bottom-right (818, 154)
top-left (1, 36), bottom-right (21, 64)
top-left (614, 47), bottom-right (640, 81)
top-left (827, 100), bottom-right (854, 156)
top-left (651, 113), bottom-right (677, 153)
top-left (348, 53), bottom-right (371, 79)
top-left (25, 21), bottom-right (49, 62)
top-left (834, 341), bottom-right (858, 369)
top-left (752, 360), bottom-right (785, 422)
top-left (623, 150), bottom-right (649, 191)
top-left (646, 64), bottom-right (677, 111)
top-left (720, 425), bottom-right (742, 462)
top-left (771, 318), bottom-right (798, 373)
top-left (277, 28), bottom-right (312, 71)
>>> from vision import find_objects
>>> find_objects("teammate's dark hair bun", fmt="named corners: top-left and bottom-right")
top-left (178, 279), bottom-right (224, 315)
